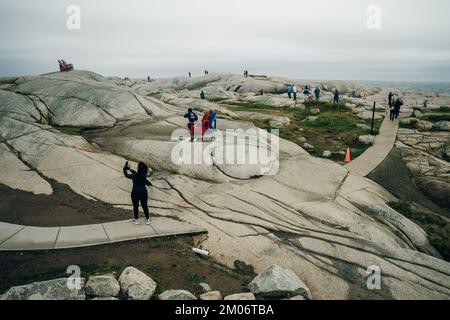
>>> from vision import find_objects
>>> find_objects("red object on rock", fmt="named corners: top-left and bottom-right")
top-left (58, 59), bottom-right (74, 72)
top-left (201, 112), bottom-right (211, 139)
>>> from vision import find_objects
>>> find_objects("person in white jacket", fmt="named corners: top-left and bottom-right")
top-left (292, 85), bottom-right (297, 101)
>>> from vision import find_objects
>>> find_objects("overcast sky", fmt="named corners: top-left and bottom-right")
top-left (1, 0), bottom-right (450, 81)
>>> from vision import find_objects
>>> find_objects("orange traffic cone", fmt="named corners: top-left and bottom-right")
top-left (344, 148), bottom-right (351, 163)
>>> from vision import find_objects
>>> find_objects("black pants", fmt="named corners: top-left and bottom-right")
top-left (131, 192), bottom-right (149, 220)
top-left (390, 109), bottom-right (395, 121)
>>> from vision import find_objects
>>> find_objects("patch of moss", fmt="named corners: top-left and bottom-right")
top-left (421, 114), bottom-right (450, 122)
top-left (56, 126), bottom-right (83, 136)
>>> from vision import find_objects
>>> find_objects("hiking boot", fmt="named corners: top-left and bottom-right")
top-left (145, 219), bottom-right (151, 225)
top-left (132, 219), bottom-right (140, 225)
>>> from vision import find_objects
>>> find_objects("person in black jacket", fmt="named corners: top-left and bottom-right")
top-left (184, 108), bottom-right (198, 142)
top-left (123, 161), bottom-right (152, 225)
top-left (394, 98), bottom-right (403, 119)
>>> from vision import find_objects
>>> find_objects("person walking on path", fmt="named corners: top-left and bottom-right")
top-left (394, 98), bottom-right (403, 119)
top-left (314, 86), bottom-right (321, 102)
top-left (184, 107), bottom-right (198, 142)
top-left (333, 89), bottom-right (340, 105)
top-left (292, 85), bottom-right (298, 101)
top-left (423, 96), bottom-right (429, 108)
top-left (388, 92), bottom-right (393, 109)
top-left (287, 85), bottom-right (293, 99)
top-left (389, 102), bottom-right (396, 121)
top-left (123, 161), bottom-right (152, 225)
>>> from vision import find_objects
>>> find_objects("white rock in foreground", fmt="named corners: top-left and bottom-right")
top-left (224, 293), bottom-right (256, 300)
top-left (0, 278), bottom-right (85, 300)
top-left (85, 274), bottom-right (120, 297)
top-left (159, 290), bottom-right (197, 300)
top-left (200, 291), bottom-right (222, 300)
top-left (248, 265), bottom-right (312, 300)
top-left (359, 135), bottom-right (375, 145)
top-left (118, 267), bottom-right (157, 300)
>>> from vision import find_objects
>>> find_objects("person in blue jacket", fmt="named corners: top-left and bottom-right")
top-left (314, 87), bottom-right (321, 102)
top-left (287, 85), bottom-right (293, 99)
top-left (209, 110), bottom-right (217, 129)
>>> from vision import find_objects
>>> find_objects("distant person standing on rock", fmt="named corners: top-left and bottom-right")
top-left (292, 85), bottom-right (298, 101)
top-left (184, 107), bottom-right (198, 142)
top-left (287, 85), bottom-right (293, 99)
top-left (200, 90), bottom-right (205, 100)
top-left (189, 72), bottom-right (192, 78)
top-left (333, 89), bottom-right (340, 105)
top-left (303, 86), bottom-right (311, 102)
top-left (314, 86), bottom-right (321, 102)
top-left (423, 96), bottom-right (429, 108)
top-left (123, 161), bottom-right (152, 225)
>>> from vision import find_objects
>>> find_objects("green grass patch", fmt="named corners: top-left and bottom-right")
top-left (421, 114), bottom-right (450, 122)
top-left (429, 106), bottom-right (450, 113)
top-left (226, 100), bottom-right (382, 162)
top-left (388, 201), bottom-right (450, 261)
top-left (56, 126), bottom-right (83, 136)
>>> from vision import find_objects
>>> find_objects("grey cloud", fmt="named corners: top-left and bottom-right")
top-left (0, 0), bottom-right (449, 81)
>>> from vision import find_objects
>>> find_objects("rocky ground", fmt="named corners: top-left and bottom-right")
top-left (1, 70), bottom-right (450, 299)
top-left (0, 263), bottom-right (310, 301)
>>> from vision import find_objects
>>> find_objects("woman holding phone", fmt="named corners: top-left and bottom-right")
top-left (123, 161), bottom-right (152, 225)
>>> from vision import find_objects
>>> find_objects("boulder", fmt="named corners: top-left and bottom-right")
top-left (303, 143), bottom-right (315, 150)
top-left (356, 123), bottom-right (371, 130)
top-left (309, 108), bottom-right (320, 115)
top-left (118, 267), bottom-right (157, 300)
top-left (322, 150), bottom-right (332, 158)
top-left (0, 278), bottom-right (85, 300)
top-left (357, 111), bottom-right (383, 120)
top-left (198, 283), bottom-right (212, 293)
top-left (269, 117), bottom-right (290, 128)
top-left (248, 265), bottom-right (312, 299)
top-left (358, 135), bottom-right (375, 145)
top-left (432, 121), bottom-right (450, 131)
top-left (413, 109), bottom-right (422, 118)
top-left (200, 291), bottom-right (222, 300)
top-left (289, 295), bottom-right (306, 300)
top-left (417, 120), bottom-right (433, 130)
top-left (159, 290), bottom-right (197, 300)
top-left (224, 293), bottom-right (256, 300)
top-left (85, 274), bottom-right (120, 297)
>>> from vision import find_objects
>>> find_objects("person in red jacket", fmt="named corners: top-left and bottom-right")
top-left (201, 111), bottom-right (211, 141)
